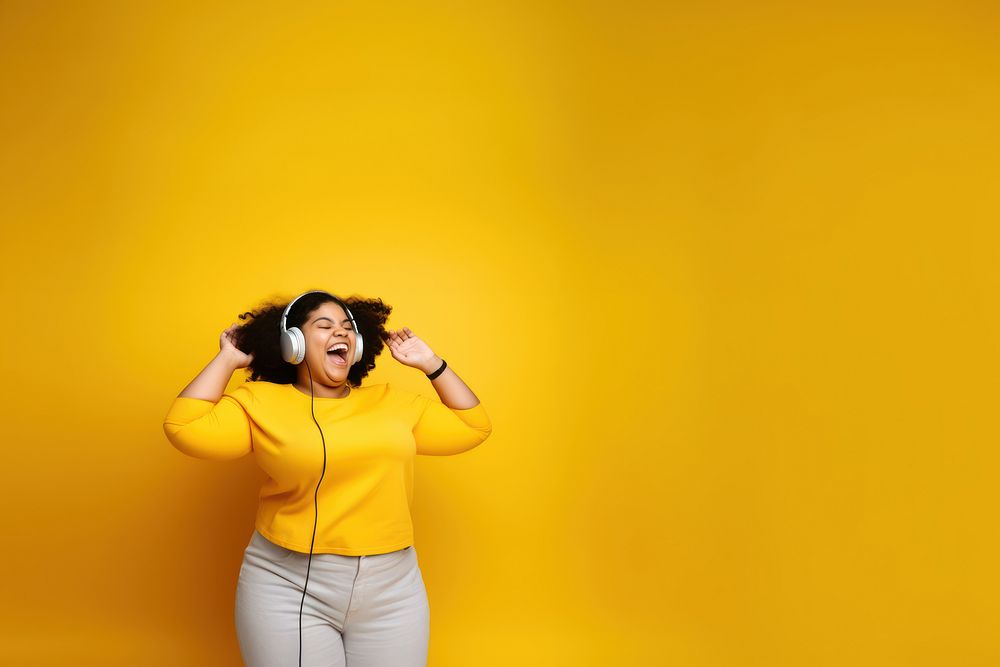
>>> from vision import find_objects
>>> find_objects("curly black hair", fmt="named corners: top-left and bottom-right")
top-left (231, 290), bottom-right (392, 388)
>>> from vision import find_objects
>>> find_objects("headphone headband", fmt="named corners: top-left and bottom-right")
top-left (281, 290), bottom-right (339, 333)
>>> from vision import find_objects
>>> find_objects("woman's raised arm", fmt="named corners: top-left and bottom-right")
top-left (163, 324), bottom-right (255, 461)
top-left (179, 323), bottom-right (253, 401)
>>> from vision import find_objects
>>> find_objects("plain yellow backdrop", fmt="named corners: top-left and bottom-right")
top-left (2, 1), bottom-right (998, 665)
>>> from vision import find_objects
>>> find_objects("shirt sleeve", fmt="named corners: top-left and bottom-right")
top-left (411, 393), bottom-right (493, 456)
top-left (162, 386), bottom-right (253, 461)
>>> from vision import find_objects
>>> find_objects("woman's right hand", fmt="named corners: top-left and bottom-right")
top-left (220, 323), bottom-right (254, 368)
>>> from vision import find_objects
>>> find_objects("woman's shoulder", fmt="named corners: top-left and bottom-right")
top-left (379, 382), bottom-right (430, 405)
top-left (223, 380), bottom-right (287, 404)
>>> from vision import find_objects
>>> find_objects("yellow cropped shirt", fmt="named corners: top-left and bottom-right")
top-left (162, 381), bottom-right (492, 556)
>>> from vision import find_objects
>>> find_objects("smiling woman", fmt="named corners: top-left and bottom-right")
top-left (163, 288), bottom-right (492, 667)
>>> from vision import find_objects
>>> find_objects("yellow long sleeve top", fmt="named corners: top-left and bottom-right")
top-left (162, 381), bottom-right (492, 556)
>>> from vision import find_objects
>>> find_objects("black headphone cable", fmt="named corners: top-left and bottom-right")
top-left (298, 356), bottom-right (327, 667)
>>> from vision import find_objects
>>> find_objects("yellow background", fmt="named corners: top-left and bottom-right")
top-left (2, 1), bottom-right (998, 665)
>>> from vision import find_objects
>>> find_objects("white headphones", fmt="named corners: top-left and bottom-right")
top-left (278, 290), bottom-right (364, 366)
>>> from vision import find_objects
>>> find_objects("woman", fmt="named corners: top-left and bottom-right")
top-left (162, 289), bottom-right (493, 667)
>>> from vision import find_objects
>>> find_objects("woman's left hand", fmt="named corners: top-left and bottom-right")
top-left (384, 327), bottom-right (440, 373)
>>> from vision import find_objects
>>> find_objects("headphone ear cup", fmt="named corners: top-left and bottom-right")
top-left (280, 327), bottom-right (306, 365)
top-left (353, 334), bottom-right (364, 365)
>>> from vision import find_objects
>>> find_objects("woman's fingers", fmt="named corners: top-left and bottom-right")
top-left (385, 327), bottom-right (415, 349)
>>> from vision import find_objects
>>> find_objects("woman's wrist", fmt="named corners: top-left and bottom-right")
top-left (421, 355), bottom-right (444, 376)
top-left (215, 349), bottom-right (246, 371)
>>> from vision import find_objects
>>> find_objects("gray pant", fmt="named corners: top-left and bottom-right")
top-left (235, 530), bottom-right (430, 666)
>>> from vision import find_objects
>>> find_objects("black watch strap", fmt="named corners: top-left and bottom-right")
top-left (426, 359), bottom-right (447, 380)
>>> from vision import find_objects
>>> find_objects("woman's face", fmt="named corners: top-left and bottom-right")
top-left (300, 301), bottom-right (357, 383)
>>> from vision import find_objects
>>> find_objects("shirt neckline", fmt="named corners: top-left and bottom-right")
top-left (288, 383), bottom-right (356, 401)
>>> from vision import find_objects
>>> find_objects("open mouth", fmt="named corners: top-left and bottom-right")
top-left (326, 347), bottom-right (348, 367)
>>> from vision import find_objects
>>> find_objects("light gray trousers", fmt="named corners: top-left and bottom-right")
top-left (235, 530), bottom-right (430, 667)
